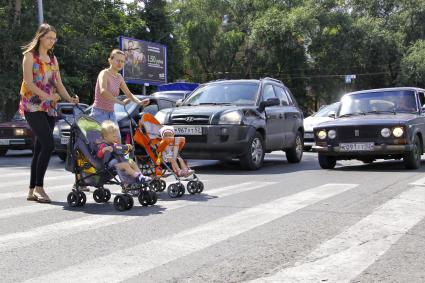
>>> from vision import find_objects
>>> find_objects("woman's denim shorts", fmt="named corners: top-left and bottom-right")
top-left (90, 107), bottom-right (118, 125)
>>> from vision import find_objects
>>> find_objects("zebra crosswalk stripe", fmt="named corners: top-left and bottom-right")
top-left (0, 181), bottom-right (275, 252)
top-left (23, 183), bottom-right (358, 283)
top-left (251, 185), bottom-right (425, 283)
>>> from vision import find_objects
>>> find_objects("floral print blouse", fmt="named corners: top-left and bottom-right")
top-left (19, 53), bottom-right (59, 116)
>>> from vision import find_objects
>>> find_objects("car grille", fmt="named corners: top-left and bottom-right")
top-left (336, 126), bottom-right (381, 141)
top-left (171, 115), bottom-right (210, 125)
top-left (184, 135), bottom-right (207, 143)
top-left (0, 129), bottom-right (14, 138)
top-left (61, 129), bottom-right (71, 137)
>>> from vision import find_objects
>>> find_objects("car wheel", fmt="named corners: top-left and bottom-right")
top-left (0, 148), bottom-right (8, 157)
top-left (57, 152), bottom-right (67, 162)
top-left (286, 131), bottom-right (303, 163)
top-left (404, 135), bottom-right (422, 169)
top-left (240, 132), bottom-right (265, 170)
top-left (318, 154), bottom-right (336, 169)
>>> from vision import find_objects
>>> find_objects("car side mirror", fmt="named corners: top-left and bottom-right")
top-left (281, 100), bottom-right (289, 106)
top-left (176, 99), bottom-right (183, 107)
top-left (328, 111), bottom-right (336, 118)
top-left (259, 97), bottom-right (280, 112)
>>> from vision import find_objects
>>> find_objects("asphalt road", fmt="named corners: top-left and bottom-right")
top-left (1, 150), bottom-right (425, 282)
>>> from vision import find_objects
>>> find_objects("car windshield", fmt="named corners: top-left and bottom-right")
top-left (339, 90), bottom-right (417, 117)
top-left (314, 102), bottom-right (340, 117)
top-left (183, 83), bottom-right (259, 106)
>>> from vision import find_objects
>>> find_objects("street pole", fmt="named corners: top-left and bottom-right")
top-left (37, 0), bottom-right (44, 25)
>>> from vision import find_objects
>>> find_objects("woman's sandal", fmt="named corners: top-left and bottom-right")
top-left (27, 194), bottom-right (38, 201)
top-left (33, 192), bottom-right (51, 203)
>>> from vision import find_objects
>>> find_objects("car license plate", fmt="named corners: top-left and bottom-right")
top-left (61, 137), bottom-right (69, 145)
top-left (339, 142), bottom-right (374, 151)
top-left (174, 126), bottom-right (202, 136)
top-left (0, 139), bottom-right (9, 145)
top-left (304, 133), bottom-right (314, 139)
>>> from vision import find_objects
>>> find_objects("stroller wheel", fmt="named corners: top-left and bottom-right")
top-left (148, 191), bottom-right (158, 205)
top-left (187, 181), bottom-right (198, 195)
top-left (149, 180), bottom-right (160, 192)
top-left (67, 191), bottom-right (80, 207)
top-left (93, 189), bottom-right (104, 203)
top-left (177, 183), bottom-right (185, 197)
top-left (113, 195), bottom-right (128, 211)
top-left (124, 194), bottom-right (134, 210)
top-left (167, 184), bottom-right (179, 198)
top-left (103, 189), bottom-right (111, 202)
top-left (77, 192), bottom-right (87, 206)
top-left (196, 181), bottom-right (204, 193)
top-left (138, 191), bottom-right (151, 206)
top-left (159, 180), bottom-right (166, 192)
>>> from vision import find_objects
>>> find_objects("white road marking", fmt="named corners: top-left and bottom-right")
top-left (408, 176), bottom-right (425, 186)
top-left (24, 183), bottom-right (358, 283)
top-left (0, 181), bottom-right (274, 252)
top-left (0, 184), bottom-right (73, 201)
top-left (0, 175), bottom-right (74, 189)
top-left (252, 186), bottom-right (425, 283)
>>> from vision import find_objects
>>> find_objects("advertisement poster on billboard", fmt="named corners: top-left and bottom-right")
top-left (120, 36), bottom-right (167, 85)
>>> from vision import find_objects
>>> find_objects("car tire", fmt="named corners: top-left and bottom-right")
top-left (240, 132), bottom-right (265, 170)
top-left (318, 154), bottom-right (336, 169)
top-left (0, 148), bottom-right (8, 157)
top-left (57, 152), bottom-right (67, 162)
top-left (404, 135), bottom-right (422, 169)
top-left (286, 131), bottom-right (303, 163)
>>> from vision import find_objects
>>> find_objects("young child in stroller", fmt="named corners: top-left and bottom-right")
top-left (158, 126), bottom-right (194, 177)
top-left (66, 116), bottom-right (157, 211)
top-left (133, 113), bottom-right (204, 198)
top-left (97, 120), bottom-right (151, 184)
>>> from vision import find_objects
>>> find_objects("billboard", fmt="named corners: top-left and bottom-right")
top-left (120, 36), bottom-right (167, 85)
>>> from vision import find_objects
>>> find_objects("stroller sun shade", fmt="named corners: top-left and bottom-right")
top-left (77, 116), bottom-right (102, 138)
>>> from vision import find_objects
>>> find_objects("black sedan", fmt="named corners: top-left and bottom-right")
top-left (313, 87), bottom-right (425, 169)
top-left (0, 112), bottom-right (34, 156)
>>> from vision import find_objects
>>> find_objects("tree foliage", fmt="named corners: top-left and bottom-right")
top-left (1, 0), bottom-right (425, 120)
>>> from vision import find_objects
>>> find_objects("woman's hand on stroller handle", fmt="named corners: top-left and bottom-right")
top-left (138, 98), bottom-right (150, 107)
top-left (68, 94), bottom-right (79, 105)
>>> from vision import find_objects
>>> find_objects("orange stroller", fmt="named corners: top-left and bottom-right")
top-left (133, 113), bottom-right (204, 198)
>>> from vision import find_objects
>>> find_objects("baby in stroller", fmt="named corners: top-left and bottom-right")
top-left (97, 120), bottom-right (151, 184)
top-left (158, 126), bottom-right (194, 177)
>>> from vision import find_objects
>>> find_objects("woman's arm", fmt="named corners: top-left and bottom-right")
top-left (99, 71), bottom-right (126, 106)
top-left (54, 57), bottom-right (79, 104)
top-left (22, 53), bottom-right (55, 101)
top-left (119, 76), bottom-right (150, 106)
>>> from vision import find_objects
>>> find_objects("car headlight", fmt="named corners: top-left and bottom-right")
top-left (53, 125), bottom-right (59, 137)
top-left (155, 111), bottom-right (167, 124)
top-left (14, 128), bottom-right (26, 136)
top-left (393, 127), bottom-right (404, 137)
top-left (218, 111), bottom-right (243, 125)
top-left (317, 130), bottom-right (327, 140)
top-left (328, 130), bottom-right (336, 139)
top-left (381, 128), bottom-right (391, 138)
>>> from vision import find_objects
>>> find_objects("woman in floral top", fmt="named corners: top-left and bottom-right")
top-left (21, 23), bottom-right (79, 203)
